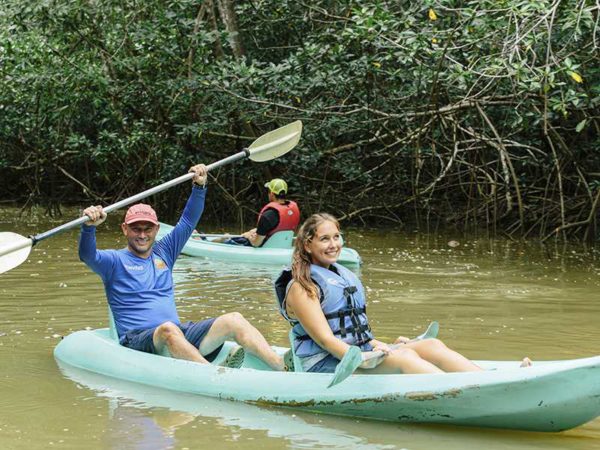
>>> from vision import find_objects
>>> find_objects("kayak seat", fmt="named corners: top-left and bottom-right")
top-left (286, 329), bottom-right (305, 372)
top-left (108, 307), bottom-right (119, 342)
top-left (262, 231), bottom-right (294, 249)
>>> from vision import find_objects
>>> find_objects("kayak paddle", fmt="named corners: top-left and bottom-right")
top-left (191, 232), bottom-right (244, 240)
top-left (0, 121), bottom-right (302, 274)
top-left (327, 321), bottom-right (439, 388)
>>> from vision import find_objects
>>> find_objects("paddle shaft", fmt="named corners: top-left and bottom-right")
top-left (38, 151), bottom-right (251, 242)
top-left (0, 149), bottom-right (250, 259)
top-left (193, 233), bottom-right (243, 239)
top-left (32, 150), bottom-right (250, 244)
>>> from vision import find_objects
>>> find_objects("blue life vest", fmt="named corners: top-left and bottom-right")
top-left (275, 263), bottom-right (373, 359)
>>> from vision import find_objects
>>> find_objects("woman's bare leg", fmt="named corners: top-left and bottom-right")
top-left (360, 347), bottom-right (444, 374)
top-left (403, 338), bottom-right (483, 372)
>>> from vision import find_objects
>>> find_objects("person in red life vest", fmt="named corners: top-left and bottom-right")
top-left (224, 178), bottom-right (300, 247)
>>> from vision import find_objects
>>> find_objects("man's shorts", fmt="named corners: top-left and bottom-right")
top-left (120, 318), bottom-right (223, 362)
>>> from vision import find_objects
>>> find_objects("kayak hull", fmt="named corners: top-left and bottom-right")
top-left (156, 223), bottom-right (361, 267)
top-left (54, 329), bottom-right (600, 432)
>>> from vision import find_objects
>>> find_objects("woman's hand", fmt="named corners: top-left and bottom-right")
top-left (359, 351), bottom-right (387, 369)
top-left (394, 336), bottom-right (410, 345)
top-left (370, 341), bottom-right (391, 355)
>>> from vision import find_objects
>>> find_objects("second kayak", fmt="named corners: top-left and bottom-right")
top-left (156, 222), bottom-right (362, 267)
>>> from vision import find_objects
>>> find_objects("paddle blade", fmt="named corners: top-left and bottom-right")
top-left (0, 232), bottom-right (33, 274)
top-left (248, 121), bottom-right (302, 162)
top-left (412, 321), bottom-right (439, 341)
top-left (327, 346), bottom-right (362, 388)
top-left (424, 321), bottom-right (439, 339)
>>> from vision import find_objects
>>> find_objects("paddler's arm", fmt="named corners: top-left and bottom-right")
top-left (244, 209), bottom-right (279, 247)
top-left (286, 281), bottom-right (350, 360)
top-left (241, 228), bottom-right (266, 247)
top-left (158, 165), bottom-right (208, 263)
top-left (78, 205), bottom-right (114, 276)
top-left (178, 164), bottom-right (208, 232)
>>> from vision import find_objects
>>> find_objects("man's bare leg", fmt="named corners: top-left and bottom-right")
top-left (198, 312), bottom-right (284, 371)
top-left (153, 321), bottom-right (208, 363)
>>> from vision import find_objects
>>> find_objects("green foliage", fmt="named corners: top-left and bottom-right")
top-left (0, 0), bottom-right (598, 239)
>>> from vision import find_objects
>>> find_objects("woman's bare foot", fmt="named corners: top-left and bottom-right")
top-left (520, 357), bottom-right (532, 367)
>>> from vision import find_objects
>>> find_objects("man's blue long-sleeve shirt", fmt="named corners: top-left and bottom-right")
top-left (79, 186), bottom-right (206, 340)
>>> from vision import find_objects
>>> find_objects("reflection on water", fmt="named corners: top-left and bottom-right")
top-left (1, 209), bottom-right (599, 448)
top-left (59, 363), bottom-right (395, 450)
top-left (56, 362), bottom-right (600, 450)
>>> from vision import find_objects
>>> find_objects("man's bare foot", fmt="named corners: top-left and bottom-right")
top-left (520, 357), bottom-right (532, 367)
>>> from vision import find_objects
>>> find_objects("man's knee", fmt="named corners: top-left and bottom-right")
top-left (220, 312), bottom-right (248, 328)
top-left (216, 312), bottom-right (255, 340)
top-left (155, 321), bottom-right (182, 342)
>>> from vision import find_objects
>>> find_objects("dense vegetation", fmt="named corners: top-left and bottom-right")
top-left (1, 0), bottom-right (598, 240)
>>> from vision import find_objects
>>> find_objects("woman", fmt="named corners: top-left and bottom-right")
top-left (276, 213), bottom-right (525, 374)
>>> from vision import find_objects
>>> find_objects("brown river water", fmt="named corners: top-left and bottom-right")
top-left (1, 207), bottom-right (599, 449)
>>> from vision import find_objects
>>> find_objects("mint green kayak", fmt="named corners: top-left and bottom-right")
top-left (156, 222), bottom-right (361, 267)
top-left (54, 327), bottom-right (600, 432)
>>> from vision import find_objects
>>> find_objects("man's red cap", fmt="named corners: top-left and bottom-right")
top-left (124, 203), bottom-right (158, 225)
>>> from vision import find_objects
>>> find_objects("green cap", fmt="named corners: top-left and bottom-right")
top-left (264, 178), bottom-right (288, 195)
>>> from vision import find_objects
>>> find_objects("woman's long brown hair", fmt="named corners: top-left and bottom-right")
top-left (291, 213), bottom-right (340, 300)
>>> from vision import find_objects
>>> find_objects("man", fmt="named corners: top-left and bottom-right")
top-left (226, 178), bottom-right (300, 247)
top-left (79, 164), bottom-right (284, 370)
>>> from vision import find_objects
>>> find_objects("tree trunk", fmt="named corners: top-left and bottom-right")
top-left (216, 0), bottom-right (245, 58)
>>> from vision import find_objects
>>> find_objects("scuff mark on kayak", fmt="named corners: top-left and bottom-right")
top-left (253, 393), bottom-right (404, 407)
top-left (405, 392), bottom-right (437, 401)
top-left (398, 412), bottom-right (453, 420)
top-left (405, 387), bottom-right (465, 401)
top-left (441, 388), bottom-right (463, 398)
top-left (249, 398), bottom-right (337, 407)
top-left (397, 415), bottom-right (418, 420)
top-left (341, 393), bottom-right (401, 404)
top-left (252, 390), bottom-right (468, 407)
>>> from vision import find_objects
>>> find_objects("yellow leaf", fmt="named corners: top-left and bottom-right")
top-left (432, 38), bottom-right (438, 44)
top-left (295, 96), bottom-right (301, 103)
top-left (569, 71), bottom-right (583, 83)
top-left (372, 61), bottom-right (381, 68)
top-left (428, 8), bottom-right (437, 21)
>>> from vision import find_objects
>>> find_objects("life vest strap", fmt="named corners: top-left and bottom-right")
top-left (323, 306), bottom-right (366, 320)
top-left (294, 322), bottom-right (371, 342)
